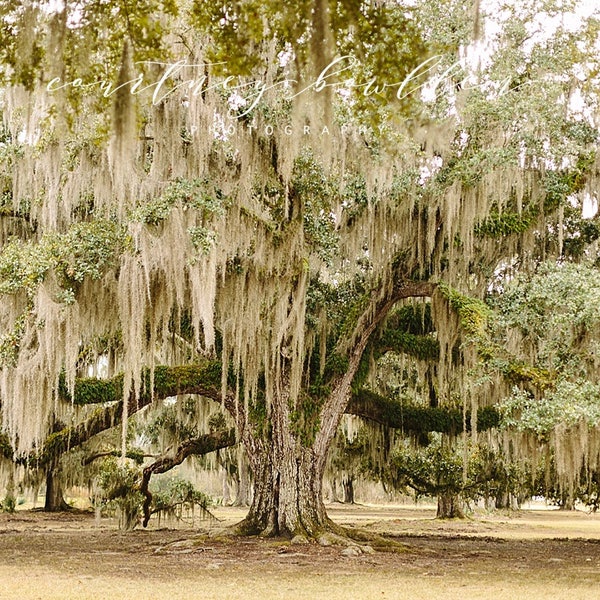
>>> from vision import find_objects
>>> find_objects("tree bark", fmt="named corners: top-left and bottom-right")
top-left (232, 451), bottom-right (251, 507)
top-left (342, 476), bottom-right (355, 504)
top-left (44, 468), bottom-right (70, 512)
top-left (236, 386), bottom-right (335, 537)
top-left (495, 487), bottom-right (510, 510)
top-left (238, 440), bottom-right (334, 537)
top-left (436, 493), bottom-right (465, 519)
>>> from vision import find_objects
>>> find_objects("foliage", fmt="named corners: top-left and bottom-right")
top-left (0, 492), bottom-right (15, 513)
top-left (0, 220), bottom-right (128, 297)
top-left (384, 434), bottom-right (530, 507)
top-left (475, 208), bottom-right (537, 238)
top-left (96, 455), bottom-right (214, 530)
top-left (500, 381), bottom-right (600, 438)
top-left (493, 262), bottom-right (600, 372)
top-left (150, 477), bottom-right (213, 524)
top-left (386, 435), bottom-right (466, 499)
top-left (97, 458), bottom-right (143, 531)
top-left (132, 178), bottom-right (226, 226)
top-left (291, 151), bottom-right (338, 264)
top-left (145, 396), bottom-right (203, 448)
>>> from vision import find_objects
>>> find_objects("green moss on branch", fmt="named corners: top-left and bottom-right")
top-left (348, 389), bottom-right (500, 434)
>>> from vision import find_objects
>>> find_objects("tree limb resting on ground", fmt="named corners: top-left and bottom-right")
top-left (140, 428), bottom-right (237, 527)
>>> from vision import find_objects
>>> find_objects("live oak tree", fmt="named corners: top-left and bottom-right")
top-left (1, 0), bottom-right (600, 533)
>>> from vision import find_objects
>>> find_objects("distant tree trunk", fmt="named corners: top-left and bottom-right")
top-left (221, 469), bottom-right (231, 505)
top-left (329, 478), bottom-right (342, 503)
top-left (44, 468), bottom-right (70, 512)
top-left (342, 476), bottom-right (355, 504)
top-left (559, 490), bottom-right (575, 510)
top-left (232, 451), bottom-right (251, 507)
top-left (2, 469), bottom-right (16, 513)
top-left (495, 487), bottom-right (510, 510)
top-left (437, 493), bottom-right (464, 519)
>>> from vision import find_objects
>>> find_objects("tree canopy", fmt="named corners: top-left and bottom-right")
top-left (1, 0), bottom-right (600, 533)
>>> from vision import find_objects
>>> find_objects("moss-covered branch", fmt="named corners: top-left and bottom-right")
top-left (437, 284), bottom-right (554, 388)
top-left (32, 361), bottom-right (223, 468)
top-left (375, 330), bottom-right (440, 361)
top-left (348, 388), bottom-right (500, 434)
top-left (31, 361), bottom-right (502, 468)
top-left (59, 361), bottom-right (223, 407)
top-left (140, 428), bottom-right (236, 527)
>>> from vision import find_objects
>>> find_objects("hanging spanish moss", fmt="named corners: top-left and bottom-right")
top-left (1, 0), bottom-right (599, 534)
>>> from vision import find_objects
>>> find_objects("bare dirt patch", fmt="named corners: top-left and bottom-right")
top-left (1, 504), bottom-right (600, 600)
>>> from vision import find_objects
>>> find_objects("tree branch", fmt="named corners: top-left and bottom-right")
top-left (347, 388), bottom-right (500, 434)
top-left (140, 428), bottom-right (236, 527)
top-left (31, 361), bottom-right (224, 468)
top-left (29, 352), bottom-right (501, 469)
top-left (314, 279), bottom-right (437, 463)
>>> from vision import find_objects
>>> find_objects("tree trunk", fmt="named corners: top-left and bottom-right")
top-left (559, 490), bottom-right (575, 510)
top-left (436, 493), bottom-right (465, 519)
top-left (495, 487), bottom-right (510, 510)
top-left (235, 280), bottom-right (437, 537)
top-left (44, 468), bottom-right (70, 512)
top-left (232, 450), bottom-right (251, 507)
top-left (342, 476), bottom-right (355, 504)
top-left (328, 478), bottom-right (342, 503)
top-left (238, 439), bottom-right (335, 537)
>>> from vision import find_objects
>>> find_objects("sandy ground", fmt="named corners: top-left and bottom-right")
top-left (1, 503), bottom-right (600, 600)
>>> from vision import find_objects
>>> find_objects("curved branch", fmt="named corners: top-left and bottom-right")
top-left (314, 279), bottom-right (437, 463)
top-left (140, 428), bottom-right (236, 527)
top-left (374, 331), bottom-right (440, 362)
top-left (32, 361), bottom-right (224, 468)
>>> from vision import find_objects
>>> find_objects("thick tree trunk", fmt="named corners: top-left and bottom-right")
top-left (44, 468), bottom-right (70, 512)
top-left (436, 493), bottom-right (465, 519)
top-left (238, 439), bottom-right (335, 537)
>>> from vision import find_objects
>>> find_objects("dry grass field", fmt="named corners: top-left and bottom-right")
top-left (1, 503), bottom-right (599, 600)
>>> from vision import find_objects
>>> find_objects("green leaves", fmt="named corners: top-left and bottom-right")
top-left (495, 261), bottom-right (600, 367)
top-left (291, 151), bottom-right (339, 263)
top-left (500, 380), bottom-right (600, 437)
top-left (0, 239), bottom-right (54, 295)
top-left (438, 282), bottom-right (492, 340)
top-left (493, 261), bottom-right (600, 437)
top-left (0, 220), bottom-right (128, 298)
top-left (133, 178), bottom-right (225, 226)
top-left (475, 208), bottom-right (537, 238)
top-left (54, 221), bottom-right (129, 283)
